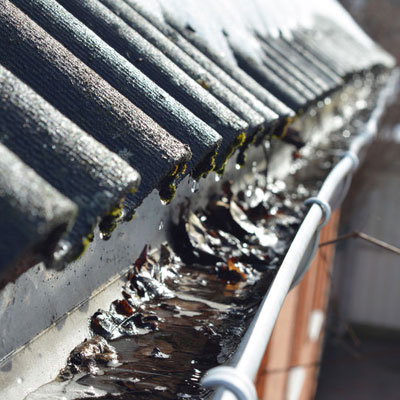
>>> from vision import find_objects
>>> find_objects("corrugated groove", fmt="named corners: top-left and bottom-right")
top-left (0, 0), bottom-right (395, 279)
top-left (0, 143), bottom-right (77, 277)
top-left (290, 32), bottom-right (348, 78)
top-left (55, 0), bottom-right (249, 169)
top-left (10, 0), bottom-right (222, 181)
top-left (0, 1), bottom-right (191, 211)
top-left (233, 46), bottom-right (310, 112)
top-left (258, 40), bottom-right (332, 95)
top-left (163, 16), bottom-right (296, 119)
top-left (99, 0), bottom-right (268, 141)
top-left (0, 66), bottom-right (141, 258)
top-left (281, 36), bottom-right (346, 83)
top-left (266, 37), bottom-right (344, 89)
top-left (293, 30), bottom-right (355, 78)
top-left (258, 46), bottom-right (323, 99)
top-left (126, 0), bottom-right (280, 124)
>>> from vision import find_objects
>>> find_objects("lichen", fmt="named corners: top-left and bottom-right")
top-left (192, 149), bottom-right (217, 180)
top-left (236, 125), bottom-right (264, 167)
top-left (98, 201), bottom-right (124, 241)
top-left (159, 182), bottom-right (177, 204)
top-left (180, 163), bottom-right (187, 176)
top-left (158, 162), bottom-right (187, 204)
top-left (196, 79), bottom-right (210, 90)
top-left (216, 131), bottom-right (246, 175)
top-left (276, 115), bottom-right (297, 140)
top-left (71, 230), bottom-right (95, 261)
top-left (125, 211), bottom-right (136, 222)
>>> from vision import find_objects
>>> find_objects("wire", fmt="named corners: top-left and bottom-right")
top-left (319, 230), bottom-right (400, 256)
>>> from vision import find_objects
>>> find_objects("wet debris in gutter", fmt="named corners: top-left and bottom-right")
top-left (26, 92), bottom-right (385, 399)
top-left (60, 336), bottom-right (120, 377)
top-left (32, 170), bottom-right (323, 399)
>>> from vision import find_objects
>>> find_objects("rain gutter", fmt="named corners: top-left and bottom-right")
top-left (202, 68), bottom-right (400, 400)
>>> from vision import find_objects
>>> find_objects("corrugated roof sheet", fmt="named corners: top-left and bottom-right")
top-left (0, 143), bottom-right (77, 286)
top-left (0, 65), bottom-right (141, 262)
top-left (0, 0), bottom-right (395, 279)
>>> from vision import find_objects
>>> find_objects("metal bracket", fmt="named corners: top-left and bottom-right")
top-left (201, 366), bottom-right (258, 400)
top-left (342, 151), bottom-right (359, 171)
top-left (304, 197), bottom-right (331, 228)
top-left (290, 198), bottom-right (331, 288)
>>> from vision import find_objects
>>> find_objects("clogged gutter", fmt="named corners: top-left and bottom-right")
top-left (25, 76), bottom-right (388, 400)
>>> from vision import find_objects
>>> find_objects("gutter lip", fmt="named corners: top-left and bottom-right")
top-left (202, 68), bottom-right (400, 400)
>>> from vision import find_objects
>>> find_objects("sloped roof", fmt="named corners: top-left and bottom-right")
top-left (0, 0), bottom-right (395, 280)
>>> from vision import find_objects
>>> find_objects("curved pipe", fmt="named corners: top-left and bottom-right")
top-left (202, 68), bottom-right (399, 400)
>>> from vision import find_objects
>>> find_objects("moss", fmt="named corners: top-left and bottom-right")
top-left (70, 229), bottom-right (95, 261)
top-left (272, 114), bottom-right (305, 149)
top-left (171, 164), bottom-right (179, 177)
top-left (177, 162), bottom-right (187, 176)
top-left (126, 212), bottom-right (136, 222)
top-left (192, 149), bottom-right (217, 180)
top-left (196, 79), bottom-right (210, 90)
top-left (216, 132), bottom-right (246, 175)
top-left (99, 202), bottom-right (124, 241)
top-left (236, 125), bottom-right (264, 167)
top-left (123, 209), bottom-right (136, 222)
top-left (159, 182), bottom-right (177, 204)
top-left (180, 163), bottom-right (187, 176)
top-left (80, 235), bottom-right (92, 255)
top-left (158, 161), bottom-right (187, 204)
top-left (276, 115), bottom-right (297, 140)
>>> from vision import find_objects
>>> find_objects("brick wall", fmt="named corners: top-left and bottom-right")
top-left (256, 211), bottom-right (340, 400)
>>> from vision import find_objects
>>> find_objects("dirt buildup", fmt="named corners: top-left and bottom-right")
top-left (57, 173), bottom-right (315, 399)
top-left (60, 336), bottom-right (119, 378)
top-left (41, 99), bottom-right (381, 399)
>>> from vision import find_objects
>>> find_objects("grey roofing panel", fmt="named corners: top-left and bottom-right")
top-left (258, 40), bottom-right (332, 94)
top-left (311, 18), bottom-right (372, 72)
top-left (257, 46), bottom-right (323, 99)
top-left (369, 44), bottom-right (396, 70)
top-left (0, 143), bottom-right (77, 278)
top-left (290, 32), bottom-right (348, 78)
top-left (54, 0), bottom-right (248, 169)
top-left (267, 36), bottom-right (344, 89)
top-left (11, 0), bottom-right (221, 179)
top-left (98, 0), bottom-right (266, 136)
top-left (294, 29), bottom-right (357, 78)
top-left (232, 47), bottom-right (309, 112)
top-left (0, 1), bottom-right (191, 208)
top-left (0, 66), bottom-right (140, 257)
top-left (165, 18), bottom-right (296, 119)
top-left (313, 17), bottom-right (395, 71)
top-left (0, 0), bottom-right (395, 279)
top-left (126, 0), bottom-right (280, 124)
top-left (199, 6), bottom-right (320, 106)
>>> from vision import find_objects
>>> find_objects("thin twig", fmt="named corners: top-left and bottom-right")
top-left (319, 230), bottom-right (400, 256)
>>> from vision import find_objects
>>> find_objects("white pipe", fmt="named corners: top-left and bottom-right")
top-left (232, 206), bottom-right (322, 375)
top-left (202, 68), bottom-right (399, 400)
